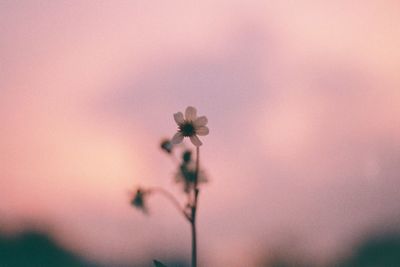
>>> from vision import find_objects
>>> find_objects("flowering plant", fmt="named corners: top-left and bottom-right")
top-left (131, 106), bottom-right (209, 267)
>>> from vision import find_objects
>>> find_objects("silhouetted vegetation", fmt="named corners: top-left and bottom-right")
top-left (2, 228), bottom-right (400, 266)
top-left (260, 232), bottom-right (400, 267)
top-left (0, 230), bottom-right (95, 267)
top-left (336, 232), bottom-right (400, 267)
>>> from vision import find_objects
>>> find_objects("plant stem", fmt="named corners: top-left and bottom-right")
top-left (191, 219), bottom-right (197, 267)
top-left (191, 146), bottom-right (200, 267)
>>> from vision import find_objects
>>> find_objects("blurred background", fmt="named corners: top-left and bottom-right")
top-left (1, 1), bottom-right (400, 266)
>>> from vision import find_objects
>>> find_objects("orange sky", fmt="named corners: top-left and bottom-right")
top-left (1, 1), bottom-right (400, 266)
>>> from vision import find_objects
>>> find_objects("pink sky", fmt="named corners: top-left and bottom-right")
top-left (1, 1), bottom-right (400, 266)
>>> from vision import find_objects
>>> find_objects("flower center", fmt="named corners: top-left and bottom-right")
top-left (179, 122), bottom-right (195, 137)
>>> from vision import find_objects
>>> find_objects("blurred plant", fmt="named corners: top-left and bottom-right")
top-left (130, 106), bottom-right (209, 267)
top-left (175, 150), bottom-right (208, 194)
top-left (153, 260), bottom-right (168, 267)
top-left (130, 188), bottom-right (148, 214)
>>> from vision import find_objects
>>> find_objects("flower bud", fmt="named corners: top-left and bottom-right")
top-left (160, 139), bottom-right (173, 154)
top-left (182, 150), bottom-right (192, 163)
top-left (131, 188), bottom-right (147, 213)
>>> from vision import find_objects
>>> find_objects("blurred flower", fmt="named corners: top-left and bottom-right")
top-left (175, 161), bottom-right (207, 193)
top-left (131, 188), bottom-right (148, 213)
top-left (182, 150), bottom-right (192, 163)
top-left (160, 139), bottom-right (173, 154)
top-left (171, 106), bottom-right (209, 147)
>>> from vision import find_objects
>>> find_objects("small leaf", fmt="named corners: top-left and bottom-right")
top-left (153, 260), bottom-right (168, 267)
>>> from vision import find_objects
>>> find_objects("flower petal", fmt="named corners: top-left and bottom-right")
top-left (196, 126), bottom-right (209, 136)
top-left (190, 135), bottom-right (202, 147)
top-left (173, 112), bottom-right (184, 125)
top-left (185, 106), bottom-right (197, 121)
top-left (194, 116), bottom-right (208, 127)
top-left (171, 132), bottom-right (184, 144)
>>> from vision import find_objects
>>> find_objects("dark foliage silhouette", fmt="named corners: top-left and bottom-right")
top-left (337, 232), bottom-right (400, 267)
top-left (0, 230), bottom-right (94, 267)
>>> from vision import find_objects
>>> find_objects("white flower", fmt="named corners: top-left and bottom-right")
top-left (171, 106), bottom-right (209, 147)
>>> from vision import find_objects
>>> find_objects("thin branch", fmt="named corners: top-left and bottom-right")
top-left (147, 186), bottom-right (191, 221)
